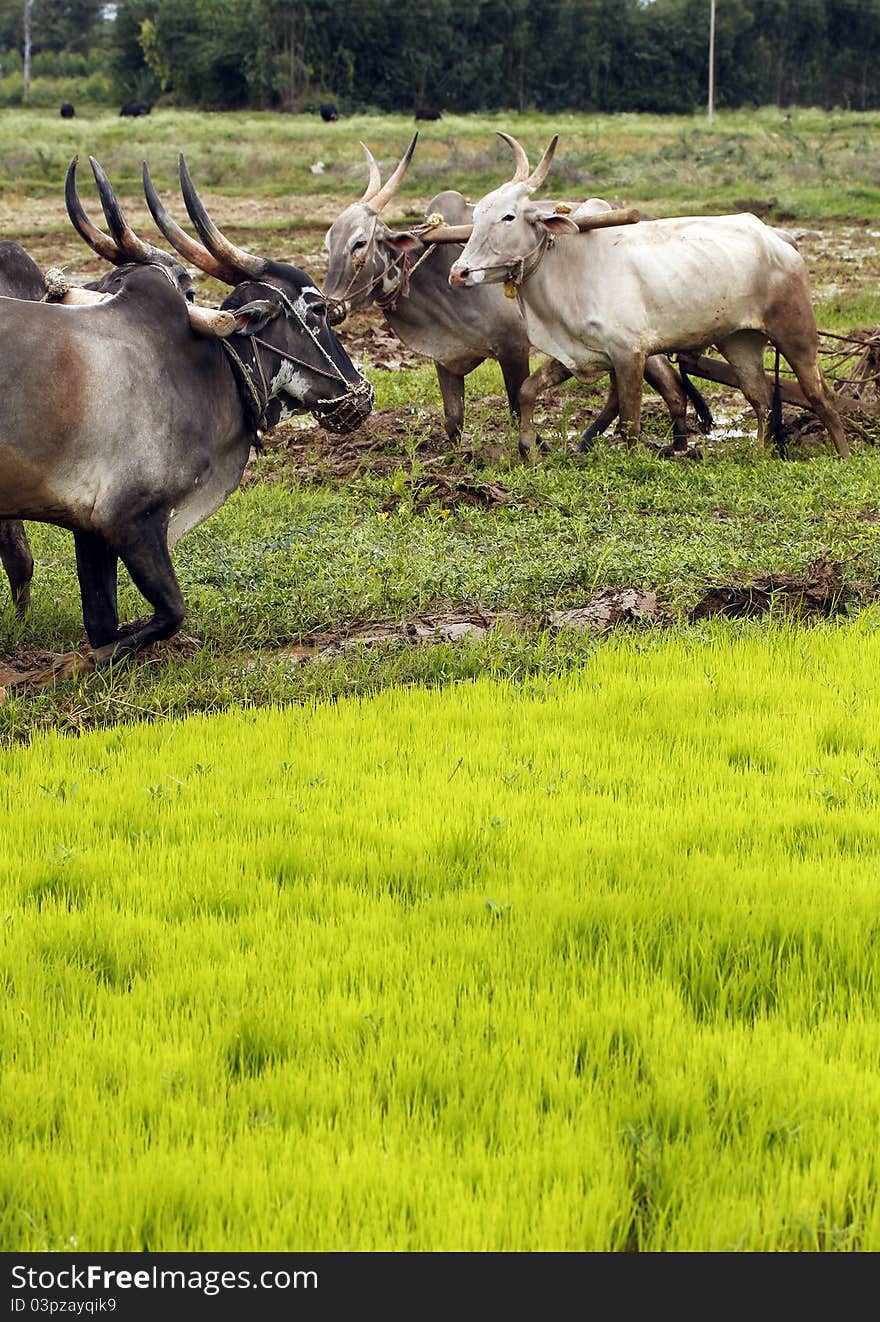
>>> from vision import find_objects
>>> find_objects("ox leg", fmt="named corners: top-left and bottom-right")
top-left (0, 520), bottom-right (34, 616)
top-left (644, 356), bottom-right (689, 452)
top-left (611, 357), bottom-right (646, 450)
top-left (74, 530), bottom-right (119, 648)
top-left (499, 349), bottom-right (531, 421)
top-left (717, 332), bottom-right (773, 454)
top-left (104, 519), bottom-right (186, 662)
top-left (518, 357), bottom-right (572, 461)
top-left (772, 336), bottom-right (850, 459)
top-left (580, 377), bottom-right (620, 451)
top-left (435, 364), bottom-right (467, 446)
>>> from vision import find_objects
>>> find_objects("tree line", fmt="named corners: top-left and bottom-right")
top-left (1, 0), bottom-right (880, 114)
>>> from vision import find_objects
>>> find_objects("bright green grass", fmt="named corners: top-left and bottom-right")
top-left (5, 623), bottom-right (880, 1251)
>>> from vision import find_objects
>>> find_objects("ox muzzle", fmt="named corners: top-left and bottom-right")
top-left (311, 375), bottom-right (375, 434)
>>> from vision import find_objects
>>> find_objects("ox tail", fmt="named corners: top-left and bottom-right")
top-left (677, 361), bottom-right (714, 434)
top-left (771, 347), bottom-right (787, 459)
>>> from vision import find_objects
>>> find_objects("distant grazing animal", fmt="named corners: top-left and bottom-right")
top-left (0, 154), bottom-right (372, 666)
top-left (414, 105), bottom-right (442, 121)
top-left (319, 102), bottom-right (339, 122)
top-left (322, 137), bottom-right (712, 460)
top-left (60, 102), bottom-right (75, 118)
top-left (450, 132), bottom-right (849, 458)
top-left (119, 100), bottom-right (151, 117)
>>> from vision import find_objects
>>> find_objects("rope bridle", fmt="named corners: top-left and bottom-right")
top-left (325, 214), bottom-right (442, 322)
top-left (220, 279), bottom-right (374, 439)
top-left (460, 230), bottom-right (553, 297)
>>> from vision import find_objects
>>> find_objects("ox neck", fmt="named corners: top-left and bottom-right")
top-left (220, 336), bottom-right (272, 444)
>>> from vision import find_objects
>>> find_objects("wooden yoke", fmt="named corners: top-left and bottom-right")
top-left (416, 206), bottom-right (641, 244)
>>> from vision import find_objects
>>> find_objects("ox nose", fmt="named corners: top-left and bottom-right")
top-left (449, 264), bottom-right (470, 288)
top-left (327, 299), bottom-right (348, 327)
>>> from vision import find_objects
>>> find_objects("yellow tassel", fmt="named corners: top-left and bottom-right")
top-left (503, 280), bottom-right (518, 298)
top-left (554, 202), bottom-right (572, 214)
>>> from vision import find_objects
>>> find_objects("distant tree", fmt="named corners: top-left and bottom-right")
top-left (106, 0), bottom-right (154, 97)
top-left (72, 0), bottom-right (880, 115)
top-left (35, 0), bottom-right (103, 52)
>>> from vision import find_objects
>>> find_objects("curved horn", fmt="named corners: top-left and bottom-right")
top-left (496, 131), bottom-right (530, 182)
top-left (142, 159), bottom-right (235, 283)
top-left (359, 142), bottom-right (383, 202)
top-left (527, 135), bottom-right (558, 191)
top-left (65, 155), bottom-right (123, 264)
top-left (88, 156), bottom-right (175, 269)
top-left (178, 153), bottom-right (266, 280)
top-left (369, 133), bottom-right (418, 214)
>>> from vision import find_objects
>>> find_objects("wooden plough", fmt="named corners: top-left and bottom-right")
top-left (678, 329), bottom-right (880, 425)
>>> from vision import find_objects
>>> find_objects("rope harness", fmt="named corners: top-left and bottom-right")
top-left (325, 213), bottom-right (444, 323)
top-left (220, 279), bottom-right (374, 438)
top-left (458, 230), bottom-right (554, 298)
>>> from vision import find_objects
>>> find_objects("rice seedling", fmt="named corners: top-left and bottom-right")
top-left (5, 623), bottom-right (880, 1250)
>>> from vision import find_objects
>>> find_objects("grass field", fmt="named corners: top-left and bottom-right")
top-left (5, 626), bottom-right (880, 1252)
top-left (4, 106), bottom-right (880, 1253)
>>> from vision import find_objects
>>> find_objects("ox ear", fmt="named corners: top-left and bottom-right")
top-left (537, 213), bottom-right (580, 236)
top-left (229, 299), bottom-right (281, 335)
top-left (385, 230), bottom-right (422, 252)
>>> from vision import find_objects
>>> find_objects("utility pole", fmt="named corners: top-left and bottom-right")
top-left (708, 0), bottom-right (716, 126)
top-left (23, 0), bottom-right (34, 104)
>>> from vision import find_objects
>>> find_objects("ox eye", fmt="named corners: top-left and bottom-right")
top-left (501, 213), bottom-right (515, 222)
top-left (352, 239), bottom-right (367, 252)
top-left (309, 300), bottom-right (328, 318)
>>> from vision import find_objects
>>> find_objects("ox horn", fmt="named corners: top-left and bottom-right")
top-left (65, 155), bottom-right (124, 264)
top-left (358, 142), bottom-right (383, 202)
top-left (186, 305), bottom-right (236, 337)
top-left (142, 159), bottom-right (236, 284)
top-left (496, 131), bottom-right (531, 182)
top-left (368, 133), bottom-right (418, 214)
top-left (88, 156), bottom-right (181, 270)
top-left (178, 154), bottom-right (267, 280)
top-left (528, 135), bottom-right (558, 191)
top-left (496, 132), bottom-right (559, 190)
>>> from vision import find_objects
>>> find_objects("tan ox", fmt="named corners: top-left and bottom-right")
top-left (450, 133), bottom-right (849, 459)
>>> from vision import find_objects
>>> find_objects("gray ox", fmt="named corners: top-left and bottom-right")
top-left (450, 133), bottom-right (849, 459)
top-left (0, 181), bottom-right (197, 619)
top-left (0, 155), bottom-right (373, 665)
top-left (0, 243), bottom-right (44, 615)
top-left (322, 136), bottom-right (711, 461)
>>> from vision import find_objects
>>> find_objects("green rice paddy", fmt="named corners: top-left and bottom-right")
top-left (5, 623), bottom-right (880, 1251)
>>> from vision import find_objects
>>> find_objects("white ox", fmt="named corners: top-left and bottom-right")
top-left (449, 133), bottom-right (849, 459)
